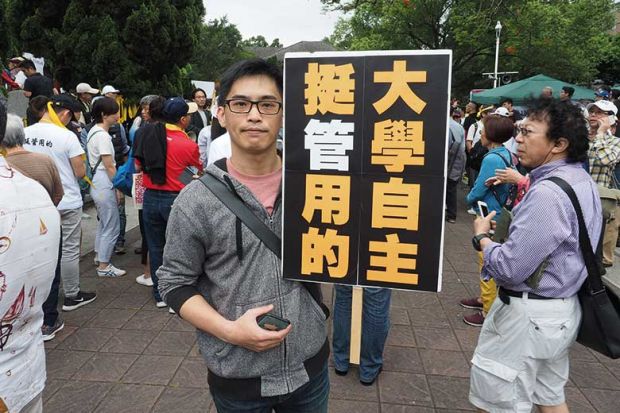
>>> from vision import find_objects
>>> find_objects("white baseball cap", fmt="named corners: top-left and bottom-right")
top-left (101, 85), bottom-right (120, 95)
top-left (587, 100), bottom-right (618, 116)
top-left (492, 107), bottom-right (511, 117)
top-left (76, 83), bottom-right (99, 94)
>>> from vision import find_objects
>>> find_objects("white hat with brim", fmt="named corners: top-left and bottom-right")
top-left (76, 83), bottom-right (99, 95)
top-left (101, 85), bottom-right (120, 95)
top-left (587, 100), bottom-right (618, 116)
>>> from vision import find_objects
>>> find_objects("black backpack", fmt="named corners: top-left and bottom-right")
top-left (467, 140), bottom-right (488, 171)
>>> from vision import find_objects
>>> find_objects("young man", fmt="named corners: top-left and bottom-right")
top-left (157, 59), bottom-right (329, 412)
top-left (24, 95), bottom-right (97, 313)
top-left (470, 98), bottom-right (602, 413)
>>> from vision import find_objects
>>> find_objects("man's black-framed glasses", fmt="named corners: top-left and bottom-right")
top-left (225, 99), bottom-right (282, 115)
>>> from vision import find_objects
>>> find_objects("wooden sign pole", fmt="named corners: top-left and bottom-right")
top-left (349, 286), bottom-right (363, 364)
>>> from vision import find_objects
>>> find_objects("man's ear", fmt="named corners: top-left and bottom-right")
top-left (552, 137), bottom-right (569, 154)
top-left (216, 105), bottom-right (226, 128)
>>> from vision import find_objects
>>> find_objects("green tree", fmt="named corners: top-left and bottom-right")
top-left (0, 0), bottom-right (16, 59)
top-left (241, 35), bottom-right (283, 48)
top-left (8, 0), bottom-right (204, 100)
top-left (324, 0), bottom-right (616, 95)
top-left (187, 17), bottom-right (253, 82)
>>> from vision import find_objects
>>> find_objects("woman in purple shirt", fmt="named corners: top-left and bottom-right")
top-left (469, 98), bottom-right (602, 413)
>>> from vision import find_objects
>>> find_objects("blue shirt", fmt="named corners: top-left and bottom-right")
top-left (466, 146), bottom-right (513, 216)
top-left (482, 159), bottom-right (603, 298)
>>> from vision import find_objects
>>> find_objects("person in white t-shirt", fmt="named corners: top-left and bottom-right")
top-left (24, 95), bottom-right (98, 312)
top-left (87, 97), bottom-right (127, 278)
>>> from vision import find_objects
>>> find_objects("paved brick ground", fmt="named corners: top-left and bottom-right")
top-left (42, 185), bottom-right (620, 412)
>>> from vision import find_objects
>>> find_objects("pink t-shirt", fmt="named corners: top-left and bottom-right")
top-left (227, 159), bottom-right (282, 215)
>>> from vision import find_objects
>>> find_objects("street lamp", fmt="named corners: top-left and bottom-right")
top-left (493, 21), bottom-right (502, 88)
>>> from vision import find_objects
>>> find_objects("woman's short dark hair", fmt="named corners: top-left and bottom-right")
top-left (217, 59), bottom-right (283, 107)
top-left (91, 97), bottom-right (119, 123)
top-left (482, 114), bottom-right (514, 144)
top-left (526, 98), bottom-right (589, 163)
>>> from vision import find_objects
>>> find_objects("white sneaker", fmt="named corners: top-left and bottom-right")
top-left (467, 208), bottom-right (477, 215)
top-left (168, 307), bottom-right (176, 314)
top-left (136, 274), bottom-right (154, 287)
top-left (97, 264), bottom-right (126, 277)
top-left (156, 301), bottom-right (167, 308)
top-left (82, 212), bottom-right (91, 219)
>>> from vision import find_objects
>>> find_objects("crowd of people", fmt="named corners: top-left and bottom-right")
top-left (1, 53), bottom-right (620, 412)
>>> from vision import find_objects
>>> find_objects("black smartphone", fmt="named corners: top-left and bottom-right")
top-left (256, 313), bottom-right (291, 331)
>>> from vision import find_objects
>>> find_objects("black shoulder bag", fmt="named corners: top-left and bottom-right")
top-left (547, 176), bottom-right (620, 359)
top-left (199, 173), bottom-right (330, 318)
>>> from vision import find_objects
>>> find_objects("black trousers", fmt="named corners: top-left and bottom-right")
top-left (42, 229), bottom-right (62, 326)
top-left (445, 179), bottom-right (458, 220)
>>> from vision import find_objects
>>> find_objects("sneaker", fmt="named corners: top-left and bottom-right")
top-left (97, 264), bottom-right (126, 277)
top-left (114, 243), bottom-right (126, 255)
top-left (134, 247), bottom-right (143, 255)
top-left (446, 217), bottom-right (456, 224)
top-left (467, 208), bottom-right (477, 216)
top-left (459, 297), bottom-right (483, 310)
top-left (62, 291), bottom-right (97, 311)
top-left (41, 318), bottom-right (65, 341)
top-left (156, 301), bottom-right (167, 308)
top-left (463, 311), bottom-right (485, 327)
top-left (168, 307), bottom-right (176, 314)
top-left (360, 366), bottom-right (383, 386)
top-left (82, 212), bottom-right (91, 219)
top-left (136, 274), bottom-right (154, 287)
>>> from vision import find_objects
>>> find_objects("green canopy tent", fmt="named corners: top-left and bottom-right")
top-left (471, 74), bottom-right (595, 105)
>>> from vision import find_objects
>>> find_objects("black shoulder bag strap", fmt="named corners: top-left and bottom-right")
top-left (546, 177), bottom-right (605, 290)
top-left (198, 173), bottom-right (330, 318)
top-left (547, 176), bottom-right (620, 358)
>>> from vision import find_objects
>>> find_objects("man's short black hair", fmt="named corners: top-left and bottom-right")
top-left (500, 97), bottom-right (513, 106)
top-left (19, 59), bottom-right (36, 71)
top-left (561, 86), bottom-right (575, 97)
top-left (526, 98), bottom-right (588, 164)
top-left (148, 96), bottom-right (166, 122)
top-left (217, 59), bottom-right (283, 107)
top-left (91, 97), bottom-right (120, 123)
top-left (0, 100), bottom-right (7, 145)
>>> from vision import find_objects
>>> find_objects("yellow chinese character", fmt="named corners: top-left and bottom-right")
top-left (305, 63), bottom-right (355, 115)
top-left (301, 174), bottom-right (350, 225)
top-left (372, 177), bottom-right (420, 231)
top-left (373, 60), bottom-right (426, 115)
top-left (371, 119), bottom-right (424, 172)
top-left (367, 234), bottom-right (418, 285)
top-left (301, 227), bottom-right (349, 278)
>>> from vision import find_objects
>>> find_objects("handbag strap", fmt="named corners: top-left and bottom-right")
top-left (199, 173), bottom-right (281, 258)
top-left (546, 176), bottom-right (606, 293)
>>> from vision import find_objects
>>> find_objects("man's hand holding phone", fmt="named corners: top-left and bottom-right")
top-left (225, 304), bottom-right (292, 352)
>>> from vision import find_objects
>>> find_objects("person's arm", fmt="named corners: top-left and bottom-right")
top-left (158, 199), bottom-right (291, 352)
top-left (101, 154), bottom-right (116, 180)
top-left (466, 155), bottom-right (496, 205)
top-left (70, 155), bottom-right (86, 179)
top-left (479, 184), bottom-right (572, 287)
top-left (48, 161), bottom-right (65, 206)
top-left (590, 135), bottom-right (620, 166)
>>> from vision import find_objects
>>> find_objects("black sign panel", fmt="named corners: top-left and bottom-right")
top-left (283, 51), bottom-right (452, 292)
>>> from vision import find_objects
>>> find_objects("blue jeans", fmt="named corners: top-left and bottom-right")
top-left (332, 286), bottom-right (391, 382)
top-left (211, 364), bottom-right (329, 413)
top-left (142, 189), bottom-right (177, 302)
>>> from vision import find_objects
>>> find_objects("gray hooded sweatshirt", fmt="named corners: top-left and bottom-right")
top-left (157, 161), bottom-right (329, 400)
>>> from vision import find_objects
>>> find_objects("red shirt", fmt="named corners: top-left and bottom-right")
top-left (141, 124), bottom-right (202, 192)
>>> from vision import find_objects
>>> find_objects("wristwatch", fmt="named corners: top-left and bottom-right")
top-left (472, 233), bottom-right (491, 251)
